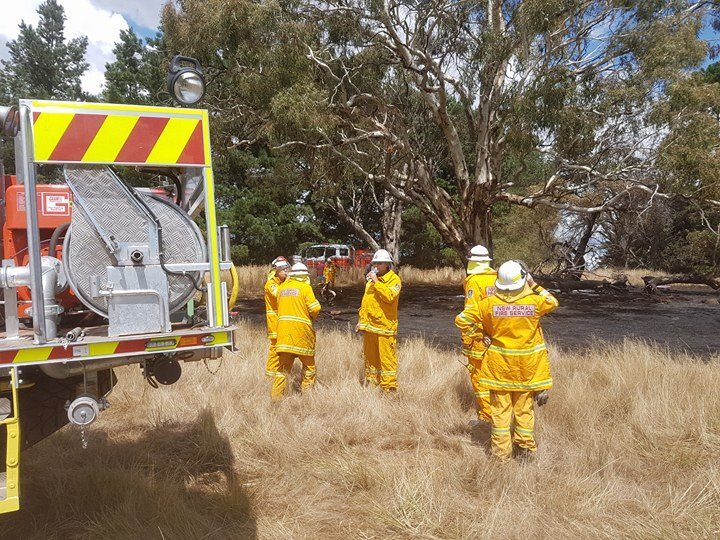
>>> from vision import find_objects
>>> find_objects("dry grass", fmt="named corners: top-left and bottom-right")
top-left (2, 321), bottom-right (720, 539)
top-left (228, 265), bottom-right (677, 294)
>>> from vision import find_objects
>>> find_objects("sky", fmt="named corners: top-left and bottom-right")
top-left (0, 0), bottom-right (167, 95)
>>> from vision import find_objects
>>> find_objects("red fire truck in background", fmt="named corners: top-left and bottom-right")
top-left (299, 243), bottom-right (374, 274)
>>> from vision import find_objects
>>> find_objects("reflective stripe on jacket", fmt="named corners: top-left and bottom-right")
top-left (264, 270), bottom-right (282, 339)
top-left (455, 284), bottom-right (558, 391)
top-left (358, 270), bottom-right (402, 336)
top-left (276, 277), bottom-right (321, 356)
top-left (461, 270), bottom-right (497, 358)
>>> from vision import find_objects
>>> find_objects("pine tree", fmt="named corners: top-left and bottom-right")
top-left (0, 0), bottom-right (88, 100)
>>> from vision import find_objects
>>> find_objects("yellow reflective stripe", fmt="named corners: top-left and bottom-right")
top-left (278, 315), bottom-right (313, 325)
top-left (266, 310), bottom-right (277, 315)
top-left (488, 343), bottom-right (546, 356)
top-left (458, 313), bottom-right (474, 323)
top-left (491, 427), bottom-right (511, 434)
top-left (210, 331), bottom-right (231, 346)
top-left (13, 347), bottom-right (53, 363)
top-left (277, 344), bottom-right (314, 355)
top-left (479, 378), bottom-right (553, 390)
top-left (82, 114), bottom-right (139, 162)
top-left (146, 117), bottom-right (200, 164)
top-left (515, 426), bottom-right (534, 435)
top-left (33, 112), bottom-right (74, 161)
top-left (267, 332), bottom-right (278, 338)
top-left (359, 323), bottom-right (396, 336)
top-left (380, 370), bottom-right (397, 375)
top-left (475, 391), bottom-right (490, 398)
top-left (308, 302), bottom-right (320, 309)
top-left (462, 348), bottom-right (486, 359)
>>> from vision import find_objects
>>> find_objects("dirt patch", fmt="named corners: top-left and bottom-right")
top-left (235, 283), bottom-right (720, 355)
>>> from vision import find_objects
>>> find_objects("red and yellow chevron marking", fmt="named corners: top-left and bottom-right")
top-left (0, 331), bottom-right (232, 365)
top-left (29, 101), bottom-right (209, 167)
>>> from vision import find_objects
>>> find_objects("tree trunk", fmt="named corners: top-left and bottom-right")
top-left (642, 275), bottom-right (720, 293)
top-left (569, 213), bottom-right (598, 280)
top-left (381, 192), bottom-right (403, 263)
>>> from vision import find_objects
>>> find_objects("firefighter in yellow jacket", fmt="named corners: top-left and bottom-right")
top-left (455, 260), bottom-right (558, 460)
top-left (264, 257), bottom-right (290, 381)
top-left (274, 263), bottom-right (322, 399)
top-left (321, 257), bottom-right (337, 302)
top-left (462, 245), bottom-right (497, 423)
top-left (355, 249), bottom-right (402, 391)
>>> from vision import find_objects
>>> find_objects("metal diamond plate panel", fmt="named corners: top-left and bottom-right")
top-left (63, 166), bottom-right (206, 317)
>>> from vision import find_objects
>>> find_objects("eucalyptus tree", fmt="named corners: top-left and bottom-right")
top-left (300, 0), bottom-right (707, 258)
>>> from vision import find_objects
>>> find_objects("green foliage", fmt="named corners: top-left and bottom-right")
top-left (102, 29), bottom-right (167, 104)
top-left (493, 204), bottom-right (558, 270)
top-left (0, 0), bottom-right (88, 101)
top-left (400, 207), bottom-right (462, 267)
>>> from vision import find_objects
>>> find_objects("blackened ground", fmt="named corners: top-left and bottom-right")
top-left (234, 283), bottom-right (720, 355)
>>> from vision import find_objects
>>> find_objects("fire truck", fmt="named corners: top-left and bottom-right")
top-left (300, 243), bottom-right (374, 272)
top-left (0, 65), bottom-right (238, 512)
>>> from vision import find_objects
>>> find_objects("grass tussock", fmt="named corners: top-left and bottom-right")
top-left (2, 322), bottom-right (720, 539)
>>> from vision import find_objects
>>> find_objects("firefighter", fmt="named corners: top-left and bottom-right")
top-left (264, 257), bottom-right (290, 381)
top-left (273, 263), bottom-right (322, 399)
top-left (321, 257), bottom-right (337, 302)
top-left (355, 249), bottom-right (402, 391)
top-left (455, 260), bottom-right (558, 461)
top-left (461, 245), bottom-right (497, 423)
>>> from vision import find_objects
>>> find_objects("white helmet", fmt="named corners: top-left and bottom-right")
top-left (289, 263), bottom-right (309, 276)
top-left (495, 260), bottom-right (527, 291)
top-left (468, 245), bottom-right (491, 262)
top-left (371, 249), bottom-right (393, 263)
top-left (271, 256), bottom-right (290, 269)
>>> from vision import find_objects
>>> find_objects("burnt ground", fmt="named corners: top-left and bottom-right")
top-left (235, 283), bottom-right (720, 356)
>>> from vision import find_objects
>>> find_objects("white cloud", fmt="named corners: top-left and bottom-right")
top-left (0, 0), bottom-right (136, 95)
top-left (92, 0), bottom-right (166, 30)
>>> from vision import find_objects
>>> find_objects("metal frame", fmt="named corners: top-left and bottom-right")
top-left (0, 367), bottom-right (20, 513)
top-left (9, 99), bottom-right (229, 343)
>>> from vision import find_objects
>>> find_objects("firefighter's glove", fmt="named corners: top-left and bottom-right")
top-left (534, 390), bottom-right (549, 407)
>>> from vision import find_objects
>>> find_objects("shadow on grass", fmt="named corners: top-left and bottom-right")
top-left (0, 408), bottom-right (256, 540)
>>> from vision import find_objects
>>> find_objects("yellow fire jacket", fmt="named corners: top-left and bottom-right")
top-left (461, 270), bottom-right (497, 359)
top-left (455, 284), bottom-right (558, 391)
top-left (264, 270), bottom-right (282, 339)
top-left (464, 270), bottom-right (497, 309)
top-left (276, 277), bottom-right (322, 356)
top-left (358, 269), bottom-right (402, 336)
top-left (323, 264), bottom-right (336, 284)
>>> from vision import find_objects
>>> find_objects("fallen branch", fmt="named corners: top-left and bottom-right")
top-left (642, 275), bottom-right (720, 294)
top-left (535, 274), bottom-right (629, 293)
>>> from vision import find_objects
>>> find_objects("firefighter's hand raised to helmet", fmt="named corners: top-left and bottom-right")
top-left (366, 270), bottom-right (379, 283)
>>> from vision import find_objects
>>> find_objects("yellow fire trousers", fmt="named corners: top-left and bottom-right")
top-left (363, 332), bottom-right (398, 390)
top-left (271, 352), bottom-right (316, 400)
top-left (266, 339), bottom-right (280, 378)
top-left (467, 356), bottom-right (491, 422)
top-left (490, 390), bottom-right (536, 460)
